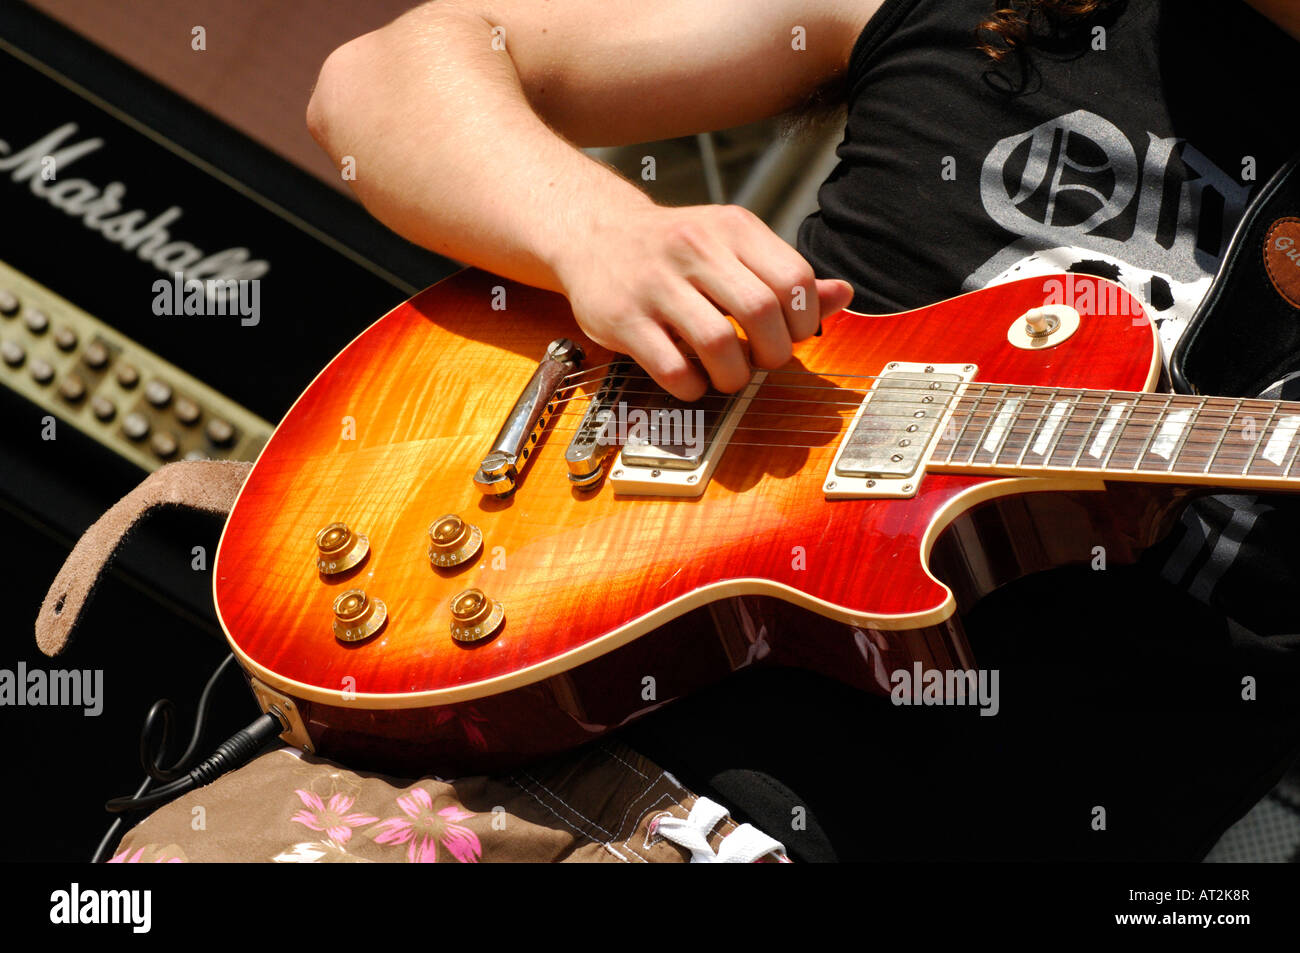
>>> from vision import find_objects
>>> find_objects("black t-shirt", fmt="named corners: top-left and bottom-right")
top-left (799, 0), bottom-right (1300, 359)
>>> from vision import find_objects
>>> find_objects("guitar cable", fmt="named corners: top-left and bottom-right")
top-left (91, 653), bottom-right (285, 862)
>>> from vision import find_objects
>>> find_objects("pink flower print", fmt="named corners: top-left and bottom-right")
top-left (290, 790), bottom-right (377, 845)
top-left (372, 787), bottom-right (482, 863)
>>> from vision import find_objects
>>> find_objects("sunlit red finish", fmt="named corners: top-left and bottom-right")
top-left (215, 270), bottom-right (1166, 774)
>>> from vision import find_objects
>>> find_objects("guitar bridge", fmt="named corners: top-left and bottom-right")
top-left (564, 357), bottom-right (632, 488)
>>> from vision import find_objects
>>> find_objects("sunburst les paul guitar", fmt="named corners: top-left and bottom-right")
top-left (216, 270), bottom-right (1300, 774)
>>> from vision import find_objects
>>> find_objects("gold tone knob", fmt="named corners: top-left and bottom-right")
top-left (449, 588), bottom-right (504, 643)
top-left (332, 588), bottom-right (387, 643)
top-left (428, 514), bottom-right (483, 569)
top-left (316, 521), bottom-right (369, 574)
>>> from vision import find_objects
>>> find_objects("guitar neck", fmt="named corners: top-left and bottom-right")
top-left (927, 385), bottom-right (1300, 489)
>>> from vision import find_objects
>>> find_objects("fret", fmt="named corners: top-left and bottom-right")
top-left (1209, 400), bottom-right (1277, 476)
top-left (1133, 394), bottom-right (1176, 469)
top-left (993, 388), bottom-right (1044, 467)
top-left (1164, 397), bottom-right (1228, 475)
top-left (1240, 406), bottom-right (1280, 475)
top-left (1201, 397), bottom-right (1243, 474)
top-left (1282, 415), bottom-right (1300, 476)
top-left (1028, 396), bottom-right (1073, 464)
top-left (1258, 415), bottom-right (1300, 468)
top-left (1098, 399), bottom-right (1138, 469)
top-left (1105, 394), bottom-right (1162, 472)
top-left (978, 395), bottom-right (1021, 462)
top-left (1144, 401), bottom-right (1195, 471)
top-left (1244, 411), bottom-right (1300, 477)
top-left (960, 386), bottom-right (1012, 466)
top-left (1073, 398), bottom-right (1129, 470)
top-left (940, 383), bottom-right (990, 464)
top-left (1042, 390), bottom-right (1087, 468)
top-left (1067, 393), bottom-right (1113, 469)
top-left (1015, 388), bottom-right (1060, 467)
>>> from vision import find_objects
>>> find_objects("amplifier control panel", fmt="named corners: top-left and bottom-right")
top-left (0, 259), bottom-right (272, 471)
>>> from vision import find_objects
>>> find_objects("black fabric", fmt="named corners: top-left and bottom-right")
top-left (624, 0), bottom-right (1300, 861)
top-left (625, 562), bottom-right (1300, 862)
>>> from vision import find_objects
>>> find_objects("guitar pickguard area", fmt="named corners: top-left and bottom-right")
top-left (825, 362), bottom-right (977, 499)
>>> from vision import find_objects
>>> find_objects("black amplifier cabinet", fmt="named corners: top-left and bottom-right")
top-left (0, 2), bottom-right (456, 626)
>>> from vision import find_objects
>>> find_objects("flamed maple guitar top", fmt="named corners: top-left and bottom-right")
top-left (215, 270), bottom-right (1159, 708)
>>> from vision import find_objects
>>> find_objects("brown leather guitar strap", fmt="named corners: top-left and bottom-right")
top-left (34, 459), bottom-right (252, 657)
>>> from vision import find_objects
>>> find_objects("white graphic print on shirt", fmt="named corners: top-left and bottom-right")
top-left (963, 109), bottom-right (1251, 362)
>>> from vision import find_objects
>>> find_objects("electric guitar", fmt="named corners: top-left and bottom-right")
top-left (215, 270), bottom-right (1300, 775)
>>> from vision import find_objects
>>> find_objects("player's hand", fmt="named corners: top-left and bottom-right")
top-left (554, 203), bottom-right (855, 401)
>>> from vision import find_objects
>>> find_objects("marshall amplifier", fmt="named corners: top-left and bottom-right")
top-left (0, 2), bottom-right (456, 625)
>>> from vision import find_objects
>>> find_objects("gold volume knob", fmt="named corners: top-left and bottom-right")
top-left (428, 514), bottom-right (483, 569)
top-left (316, 521), bottom-right (369, 574)
top-left (332, 589), bottom-right (387, 643)
top-left (449, 588), bottom-right (504, 643)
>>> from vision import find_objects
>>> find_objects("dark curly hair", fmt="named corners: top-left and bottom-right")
top-left (976, 0), bottom-right (1125, 61)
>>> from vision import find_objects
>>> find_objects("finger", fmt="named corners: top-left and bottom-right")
top-left (690, 261), bottom-right (793, 370)
top-left (622, 317), bottom-right (709, 402)
top-left (655, 284), bottom-right (752, 394)
top-left (815, 279), bottom-right (855, 319)
top-left (726, 219), bottom-right (823, 340)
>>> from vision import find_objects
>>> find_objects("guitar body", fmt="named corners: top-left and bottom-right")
top-left (216, 270), bottom-right (1170, 774)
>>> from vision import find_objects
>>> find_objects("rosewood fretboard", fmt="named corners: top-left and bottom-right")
top-left (928, 386), bottom-right (1300, 487)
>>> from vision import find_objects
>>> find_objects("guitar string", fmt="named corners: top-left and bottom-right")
top-left (541, 405), bottom-right (1293, 467)
top-left (543, 387), bottom-right (1288, 429)
top-left (538, 366), bottom-right (1300, 468)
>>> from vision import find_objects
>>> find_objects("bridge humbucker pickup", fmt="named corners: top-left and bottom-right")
top-left (825, 362), bottom-right (976, 499)
top-left (619, 391), bottom-right (734, 471)
top-left (609, 371), bottom-right (766, 498)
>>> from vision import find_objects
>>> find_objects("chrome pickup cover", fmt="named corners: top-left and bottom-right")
top-left (609, 371), bottom-right (765, 498)
top-left (824, 361), bottom-right (976, 499)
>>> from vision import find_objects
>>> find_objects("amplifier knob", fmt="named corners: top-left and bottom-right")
top-left (116, 363), bottom-right (139, 388)
top-left (122, 412), bottom-right (150, 441)
top-left (23, 309), bottom-right (48, 334)
top-left (150, 431), bottom-right (178, 459)
top-left (1, 340), bottom-right (24, 367)
top-left (30, 358), bottom-right (54, 385)
top-left (175, 397), bottom-right (201, 425)
top-left (315, 521), bottom-right (370, 574)
top-left (91, 396), bottom-right (116, 422)
top-left (206, 417), bottom-right (235, 446)
top-left (428, 514), bottom-right (483, 568)
top-left (53, 327), bottom-right (78, 351)
top-left (449, 588), bottom-right (504, 643)
top-left (58, 374), bottom-right (86, 402)
top-left (83, 341), bottom-right (109, 369)
top-left (332, 588), bottom-right (387, 643)
top-left (145, 379), bottom-right (172, 407)
top-left (0, 290), bottom-right (17, 316)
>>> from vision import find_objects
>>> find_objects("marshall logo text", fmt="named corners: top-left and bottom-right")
top-left (0, 123), bottom-right (270, 309)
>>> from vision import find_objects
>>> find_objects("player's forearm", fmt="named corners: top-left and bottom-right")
top-left (306, 5), bottom-right (651, 293)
